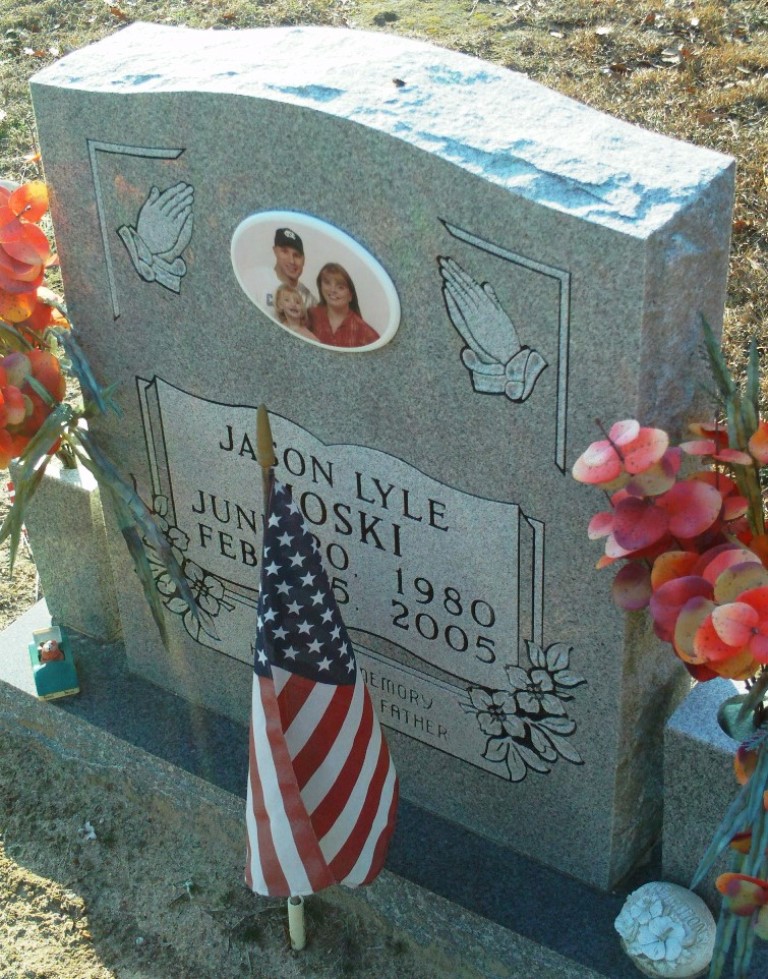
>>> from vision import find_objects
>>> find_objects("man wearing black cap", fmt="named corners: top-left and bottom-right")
top-left (254, 227), bottom-right (317, 312)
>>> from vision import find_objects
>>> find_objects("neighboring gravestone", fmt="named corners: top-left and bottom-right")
top-left (29, 23), bottom-right (734, 890)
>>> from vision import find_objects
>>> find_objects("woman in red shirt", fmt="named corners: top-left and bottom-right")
top-left (309, 263), bottom-right (380, 349)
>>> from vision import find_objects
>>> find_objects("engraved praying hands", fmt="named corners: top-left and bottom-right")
top-left (118, 181), bottom-right (194, 294)
top-left (439, 256), bottom-right (547, 403)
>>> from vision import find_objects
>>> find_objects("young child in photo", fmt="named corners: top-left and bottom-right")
top-left (274, 283), bottom-right (315, 340)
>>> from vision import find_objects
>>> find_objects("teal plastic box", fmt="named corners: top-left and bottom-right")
top-left (28, 625), bottom-right (79, 700)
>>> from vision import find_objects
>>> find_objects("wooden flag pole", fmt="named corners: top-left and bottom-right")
top-left (256, 406), bottom-right (307, 950)
top-left (256, 404), bottom-right (276, 506)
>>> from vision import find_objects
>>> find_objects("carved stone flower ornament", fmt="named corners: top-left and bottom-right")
top-left (615, 882), bottom-right (716, 978)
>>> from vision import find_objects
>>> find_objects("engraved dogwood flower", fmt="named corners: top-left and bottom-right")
top-left (467, 688), bottom-right (526, 739)
top-left (184, 560), bottom-right (225, 616)
top-left (462, 641), bottom-right (585, 782)
top-left (505, 665), bottom-right (566, 718)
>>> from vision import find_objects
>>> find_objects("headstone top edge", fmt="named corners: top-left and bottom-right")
top-left (30, 21), bottom-right (734, 235)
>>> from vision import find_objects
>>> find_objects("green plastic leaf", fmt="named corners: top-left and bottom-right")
top-left (709, 901), bottom-right (738, 979)
top-left (733, 913), bottom-right (757, 977)
top-left (0, 460), bottom-right (48, 572)
top-left (691, 784), bottom-right (753, 888)
top-left (744, 338), bottom-right (760, 436)
top-left (51, 328), bottom-right (120, 417)
top-left (719, 695), bottom-right (760, 742)
top-left (74, 430), bottom-right (216, 638)
top-left (115, 507), bottom-right (168, 646)
top-left (0, 319), bottom-right (34, 351)
top-left (700, 314), bottom-right (736, 400)
top-left (0, 404), bottom-right (73, 572)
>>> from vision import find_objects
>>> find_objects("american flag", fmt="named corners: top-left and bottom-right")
top-left (245, 476), bottom-right (398, 897)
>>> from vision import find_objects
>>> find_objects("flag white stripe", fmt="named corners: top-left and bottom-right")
top-left (301, 676), bottom-right (366, 813)
top-left (318, 712), bottom-right (383, 862)
top-left (244, 772), bottom-right (268, 893)
top-left (343, 760), bottom-right (398, 886)
top-left (250, 681), bottom-right (312, 894)
top-left (272, 666), bottom-right (291, 697)
top-left (283, 680), bottom-right (338, 758)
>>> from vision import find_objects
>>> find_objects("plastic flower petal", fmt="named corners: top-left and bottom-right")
top-left (733, 586), bottom-right (768, 660)
top-left (572, 439), bottom-right (622, 485)
top-left (711, 649), bottom-right (759, 680)
top-left (657, 480), bottom-right (724, 539)
top-left (675, 596), bottom-right (717, 662)
top-left (755, 905), bottom-right (768, 941)
top-left (587, 511), bottom-right (614, 540)
top-left (612, 563), bottom-right (652, 610)
top-left (651, 551), bottom-right (700, 591)
top-left (716, 874), bottom-right (768, 916)
top-left (699, 544), bottom-right (764, 586)
top-left (622, 427), bottom-right (669, 474)
top-left (608, 419), bottom-right (640, 445)
top-left (711, 601), bottom-right (758, 646)
top-left (612, 497), bottom-right (669, 551)
top-left (625, 448), bottom-right (682, 497)
top-left (748, 420), bottom-right (768, 465)
top-left (735, 745), bottom-right (758, 785)
top-left (650, 577), bottom-right (713, 643)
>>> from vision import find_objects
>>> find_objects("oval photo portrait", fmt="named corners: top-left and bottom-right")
top-left (231, 211), bottom-right (400, 352)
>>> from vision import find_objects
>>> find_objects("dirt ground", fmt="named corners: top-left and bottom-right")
top-left (0, 730), bottom-right (471, 979)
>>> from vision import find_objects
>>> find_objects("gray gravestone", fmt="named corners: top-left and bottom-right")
top-left (30, 22), bottom-right (734, 890)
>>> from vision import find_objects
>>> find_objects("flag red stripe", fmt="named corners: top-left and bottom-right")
top-left (327, 737), bottom-right (393, 883)
top-left (308, 688), bottom-right (374, 839)
top-left (360, 775), bottom-right (400, 885)
top-left (258, 676), bottom-right (335, 894)
top-left (246, 714), bottom-right (289, 895)
top-left (277, 673), bottom-right (315, 731)
top-left (291, 684), bottom-right (356, 789)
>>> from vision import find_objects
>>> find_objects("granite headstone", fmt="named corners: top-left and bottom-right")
top-left (29, 23), bottom-right (734, 889)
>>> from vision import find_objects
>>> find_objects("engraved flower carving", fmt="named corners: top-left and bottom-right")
top-left (504, 666), bottom-right (565, 718)
top-left (184, 560), bottom-right (225, 616)
top-left (636, 916), bottom-right (686, 963)
top-left (462, 641), bottom-right (586, 782)
top-left (466, 688), bottom-right (525, 739)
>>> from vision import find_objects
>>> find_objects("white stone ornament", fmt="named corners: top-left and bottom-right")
top-left (615, 882), bottom-right (716, 978)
